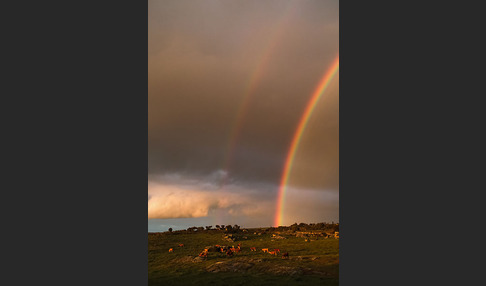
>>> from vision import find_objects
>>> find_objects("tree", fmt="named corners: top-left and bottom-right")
top-left (168, 228), bottom-right (173, 233)
top-left (290, 224), bottom-right (299, 232)
top-left (206, 226), bottom-right (212, 230)
top-left (215, 225), bottom-right (220, 229)
top-left (316, 223), bottom-right (325, 230)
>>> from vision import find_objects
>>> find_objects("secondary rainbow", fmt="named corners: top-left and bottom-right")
top-left (218, 2), bottom-right (296, 188)
top-left (274, 56), bottom-right (339, 227)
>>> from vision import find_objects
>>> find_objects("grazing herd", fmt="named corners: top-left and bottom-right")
top-left (168, 242), bottom-right (290, 259)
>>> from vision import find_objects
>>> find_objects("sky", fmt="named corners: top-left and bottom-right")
top-left (148, 0), bottom-right (339, 232)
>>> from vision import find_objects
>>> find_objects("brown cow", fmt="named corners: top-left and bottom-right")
top-left (274, 248), bottom-right (280, 253)
top-left (262, 248), bottom-right (269, 253)
top-left (178, 244), bottom-right (184, 247)
top-left (282, 252), bottom-right (289, 259)
top-left (198, 247), bottom-right (209, 257)
top-left (199, 251), bottom-right (207, 258)
top-left (250, 247), bottom-right (257, 251)
top-left (268, 251), bottom-right (277, 256)
top-left (169, 248), bottom-right (173, 252)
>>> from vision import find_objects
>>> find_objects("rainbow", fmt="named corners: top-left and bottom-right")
top-left (274, 56), bottom-right (339, 227)
top-left (218, 2), bottom-right (297, 188)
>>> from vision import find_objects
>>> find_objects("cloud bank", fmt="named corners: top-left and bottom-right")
top-left (148, 171), bottom-right (338, 227)
top-left (148, 172), bottom-right (275, 220)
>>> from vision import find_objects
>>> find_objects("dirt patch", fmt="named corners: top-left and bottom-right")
top-left (206, 261), bottom-right (254, 273)
top-left (192, 256), bottom-right (206, 263)
top-left (290, 255), bottom-right (320, 261)
top-left (267, 266), bottom-right (304, 275)
top-left (203, 258), bottom-right (328, 276)
top-left (171, 255), bottom-right (209, 263)
top-left (267, 266), bottom-right (330, 276)
top-left (173, 256), bottom-right (196, 263)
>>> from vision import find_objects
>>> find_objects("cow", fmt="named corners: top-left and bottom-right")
top-left (268, 251), bottom-right (277, 256)
top-left (262, 248), bottom-right (269, 253)
top-left (274, 248), bottom-right (280, 253)
top-left (168, 248), bottom-right (173, 252)
top-left (178, 244), bottom-right (184, 247)
top-left (282, 252), bottom-right (289, 259)
top-left (199, 251), bottom-right (207, 258)
top-left (250, 247), bottom-right (257, 251)
top-left (199, 248), bottom-right (209, 256)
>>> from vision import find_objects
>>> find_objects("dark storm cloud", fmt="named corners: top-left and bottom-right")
top-left (148, 0), bottom-right (339, 192)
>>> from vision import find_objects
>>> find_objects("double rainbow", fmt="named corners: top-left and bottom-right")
top-left (274, 56), bottom-right (339, 227)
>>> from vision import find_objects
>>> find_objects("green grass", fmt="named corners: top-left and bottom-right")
top-left (148, 230), bottom-right (339, 285)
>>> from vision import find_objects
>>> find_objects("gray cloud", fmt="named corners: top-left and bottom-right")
top-left (148, 173), bottom-right (276, 220)
top-left (148, 172), bottom-right (338, 229)
top-left (148, 0), bottom-right (339, 227)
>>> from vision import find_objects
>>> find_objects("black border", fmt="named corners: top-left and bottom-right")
top-left (340, 1), bottom-right (482, 285)
top-left (4, 1), bottom-right (148, 284)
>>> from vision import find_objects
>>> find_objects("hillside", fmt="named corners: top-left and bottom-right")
top-left (148, 224), bottom-right (339, 285)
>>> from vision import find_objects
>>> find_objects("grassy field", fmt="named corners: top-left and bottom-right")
top-left (148, 229), bottom-right (339, 285)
